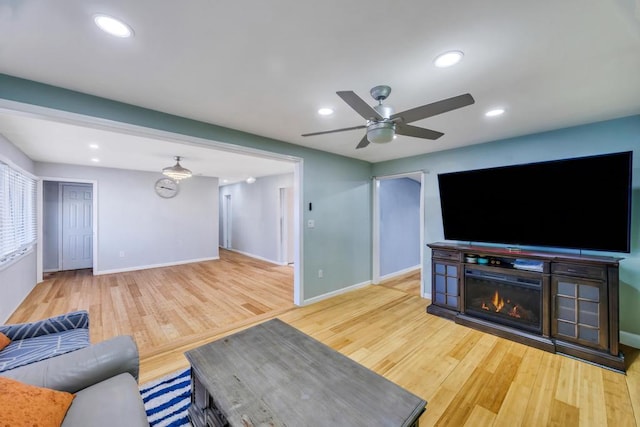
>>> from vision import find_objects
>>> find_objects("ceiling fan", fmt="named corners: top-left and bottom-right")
top-left (302, 85), bottom-right (475, 149)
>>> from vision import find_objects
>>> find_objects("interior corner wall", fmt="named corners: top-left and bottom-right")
top-left (219, 173), bottom-right (293, 263)
top-left (0, 134), bottom-right (37, 323)
top-left (371, 115), bottom-right (640, 348)
top-left (35, 162), bottom-right (220, 273)
top-left (379, 178), bottom-right (420, 277)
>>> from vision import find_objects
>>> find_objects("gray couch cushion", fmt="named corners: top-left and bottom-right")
top-left (62, 373), bottom-right (149, 427)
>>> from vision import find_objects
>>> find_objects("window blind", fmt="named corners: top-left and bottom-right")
top-left (0, 160), bottom-right (37, 267)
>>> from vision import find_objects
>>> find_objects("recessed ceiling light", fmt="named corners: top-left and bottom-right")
top-left (246, 177), bottom-right (256, 184)
top-left (94, 14), bottom-right (134, 38)
top-left (434, 51), bottom-right (464, 68)
top-left (89, 143), bottom-right (99, 149)
top-left (91, 158), bottom-right (100, 162)
top-left (222, 179), bottom-right (228, 183)
top-left (318, 108), bottom-right (334, 116)
top-left (485, 108), bottom-right (505, 117)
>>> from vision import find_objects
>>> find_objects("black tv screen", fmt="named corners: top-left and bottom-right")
top-left (437, 151), bottom-right (633, 253)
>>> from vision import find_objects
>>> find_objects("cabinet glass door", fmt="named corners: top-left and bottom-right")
top-left (434, 262), bottom-right (459, 310)
top-left (553, 277), bottom-right (607, 350)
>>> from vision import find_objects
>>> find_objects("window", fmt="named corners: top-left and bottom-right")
top-left (0, 160), bottom-right (37, 268)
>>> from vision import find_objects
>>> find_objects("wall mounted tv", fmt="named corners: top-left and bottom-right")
top-left (437, 151), bottom-right (633, 253)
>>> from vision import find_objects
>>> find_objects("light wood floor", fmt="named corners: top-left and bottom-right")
top-left (7, 252), bottom-right (639, 426)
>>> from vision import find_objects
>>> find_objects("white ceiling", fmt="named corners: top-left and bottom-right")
top-left (0, 0), bottom-right (639, 172)
top-left (0, 109), bottom-right (295, 184)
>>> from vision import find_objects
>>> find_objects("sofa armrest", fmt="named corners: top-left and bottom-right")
top-left (0, 335), bottom-right (139, 393)
top-left (0, 310), bottom-right (89, 340)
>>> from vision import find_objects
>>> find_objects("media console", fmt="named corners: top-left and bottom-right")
top-left (426, 242), bottom-right (625, 372)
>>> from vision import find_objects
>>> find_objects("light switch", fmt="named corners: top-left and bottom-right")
top-left (307, 219), bottom-right (315, 228)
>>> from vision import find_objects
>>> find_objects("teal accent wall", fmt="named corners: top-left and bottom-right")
top-left (0, 74), bottom-right (373, 300)
top-left (373, 115), bottom-right (640, 345)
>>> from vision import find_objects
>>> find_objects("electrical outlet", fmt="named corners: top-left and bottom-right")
top-left (318, 269), bottom-right (323, 278)
top-left (119, 251), bottom-right (125, 257)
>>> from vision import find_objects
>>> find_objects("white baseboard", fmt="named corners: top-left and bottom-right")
top-left (226, 248), bottom-right (287, 266)
top-left (302, 280), bottom-right (372, 306)
top-left (620, 331), bottom-right (640, 349)
top-left (94, 256), bottom-right (220, 275)
top-left (378, 264), bottom-right (421, 282)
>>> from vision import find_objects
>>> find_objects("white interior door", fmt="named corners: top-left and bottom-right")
top-left (62, 184), bottom-right (93, 270)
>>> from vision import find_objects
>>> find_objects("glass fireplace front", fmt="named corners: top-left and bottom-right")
top-left (464, 268), bottom-right (542, 334)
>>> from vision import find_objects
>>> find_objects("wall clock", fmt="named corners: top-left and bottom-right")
top-left (154, 177), bottom-right (179, 198)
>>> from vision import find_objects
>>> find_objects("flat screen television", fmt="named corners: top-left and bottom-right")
top-left (437, 151), bottom-right (633, 253)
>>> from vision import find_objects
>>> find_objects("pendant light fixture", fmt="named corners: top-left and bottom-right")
top-left (162, 156), bottom-right (192, 181)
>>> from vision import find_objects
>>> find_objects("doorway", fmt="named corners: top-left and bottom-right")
top-left (373, 172), bottom-right (425, 295)
top-left (42, 180), bottom-right (96, 273)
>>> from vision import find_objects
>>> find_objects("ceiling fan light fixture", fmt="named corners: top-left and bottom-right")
top-left (367, 122), bottom-right (396, 144)
top-left (434, 50), bottom-right (464, 68)
top-left (162, 156), bottom-right (192, 181)
top-left (93, 14), bottom-right (134, 38)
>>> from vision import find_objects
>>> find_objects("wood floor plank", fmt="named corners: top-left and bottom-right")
top-left (463, 405), bottom-right (497, 427)
top-left (624, 347), bottom-right (640, 426)
top-left (549, 398), bottom-right (580, 427)
top-left (602, 368), bottom-right (637, 426)
top-left (521, 351), bottom-right (561, 426)
top-left (5, 250), bottom-right (639, 426)
top-left (493, 382), bottom-right (532, 426)
top-left (578, 363), bottom-right (608, 426)
top-left (555, 356), bottom-right (582, 407)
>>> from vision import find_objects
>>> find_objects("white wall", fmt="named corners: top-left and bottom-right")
top-left (35, 162), bottom-right (219, 274)
top-left (0, 134), bottom-right (37, 322)
top-left (219, 173), bottom-right (293, 264)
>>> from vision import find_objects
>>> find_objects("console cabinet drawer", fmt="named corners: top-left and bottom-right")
top-left (552, 263), bottom-right (606, 280)
top-left (432, 249), bottom-right (459, 261)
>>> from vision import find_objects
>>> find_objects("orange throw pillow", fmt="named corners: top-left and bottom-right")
top-left (0, 332), bottom-right (10, 351)
top-left (0, 377), bottom-right (74, 427)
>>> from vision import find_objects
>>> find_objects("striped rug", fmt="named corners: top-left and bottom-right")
top-left (140, 368), bottom-right (192, 427)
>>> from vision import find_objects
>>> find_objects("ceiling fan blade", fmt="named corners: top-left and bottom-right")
top-left (301, 125), bottom-right (366, 137)
top-left (337, 91), bottom-right (384, 121)
top-left (355, 134), bottom-right (370, 149)
top-left (395, 123), bottom-right (444, 140)
top-left (391, 93), bottom-right (475, 124)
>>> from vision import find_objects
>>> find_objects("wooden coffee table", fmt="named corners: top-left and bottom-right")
top-left (185, 318), bottom-right (426, 427)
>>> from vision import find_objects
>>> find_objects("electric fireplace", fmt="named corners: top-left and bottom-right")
top-left (464, 268), bottom-right (542, 334)
top-left (427, 242), bottom-right (626, 372)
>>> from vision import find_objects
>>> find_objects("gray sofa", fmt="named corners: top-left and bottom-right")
top-left (1, 335), bottom-right (149, 427)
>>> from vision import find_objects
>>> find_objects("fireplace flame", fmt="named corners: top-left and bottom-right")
top-left (491, 290), bottom-right (505, 312)
top-left (509, 305), bottom-right (522, 318)
top-left (480, 290), bottom-right (525, 319)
